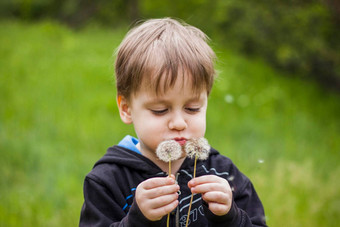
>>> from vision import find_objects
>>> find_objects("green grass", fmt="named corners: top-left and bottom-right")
top-left (1, 20), bottom-right (339, 226)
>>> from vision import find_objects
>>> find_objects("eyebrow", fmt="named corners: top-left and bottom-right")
top-left (144, 95), bottom-right (204, 105)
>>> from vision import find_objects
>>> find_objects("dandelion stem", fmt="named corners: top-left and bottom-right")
top-left (185, 154), bottom-right (198, 227)
top-left (186, 193), bottom-right (194, 226)
top-left (193, 155), bottom-right (197, 178)
top-left (166, 159), bottom-right (172, 227)
top-left (167, 213), bottom-right (170, 227)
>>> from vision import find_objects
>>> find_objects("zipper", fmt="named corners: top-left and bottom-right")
top-left (175, 172), bottom-right (180, 227)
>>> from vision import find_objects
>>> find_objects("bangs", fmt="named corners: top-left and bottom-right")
top-left (115, 18), bottom-right (216, 100)
top-left (135, 25), bottom-right (214, 97)
top-left (139, 48), bottom-right (209, 96)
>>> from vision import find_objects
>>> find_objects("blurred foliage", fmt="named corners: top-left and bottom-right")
top-left (209, 0), bottom-right (340, 89)
top-left (1, 0), bottom-right (339, 89)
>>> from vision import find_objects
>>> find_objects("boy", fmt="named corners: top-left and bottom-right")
top-left (79, 18), bottom-right (266, 226)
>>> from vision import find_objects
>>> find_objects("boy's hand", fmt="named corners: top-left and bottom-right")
top-left (135, 176), bottom-right (179, 221)
top-left (188, 175), bottom-right (232, 216)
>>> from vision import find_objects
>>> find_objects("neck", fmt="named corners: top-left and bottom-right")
top-left (152, 157), bottom-right (186, 175)
top-left (163, 157), bottom-right (186, 175)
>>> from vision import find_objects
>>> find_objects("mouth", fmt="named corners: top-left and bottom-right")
top-left (173, 137), bottom-right (187, 146)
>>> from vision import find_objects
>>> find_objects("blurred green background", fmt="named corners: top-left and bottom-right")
top-left (1, 1), bottom-right (339, 226)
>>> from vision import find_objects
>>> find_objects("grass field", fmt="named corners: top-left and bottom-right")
top-left (1, 20), bottom-right (339, 226)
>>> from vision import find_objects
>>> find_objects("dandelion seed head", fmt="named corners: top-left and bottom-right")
top-left (156, 140), bottom-right (182, 162)
top-left (185, 137), bottom-right (210, 160)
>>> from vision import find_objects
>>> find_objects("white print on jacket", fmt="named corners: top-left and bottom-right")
top-left (178, 165), bottom-right (230, 226)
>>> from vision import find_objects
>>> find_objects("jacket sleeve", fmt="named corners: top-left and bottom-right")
top-left (233, 180), bottom-right (267, 226)
top-left (202, 153), bottom-right (267, 227)
top-left (79, 176), bottom-right (161, 227)
top-left (203, 180), bottom-right (267, 226)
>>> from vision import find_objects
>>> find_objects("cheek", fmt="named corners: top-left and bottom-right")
top-left (133, 114), bottom-right (166, 136)
top-left (190, 113), bottom-right (206, 136)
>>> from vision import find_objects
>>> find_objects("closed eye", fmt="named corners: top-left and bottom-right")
top-left (185, 107), bottom-right (200, 113)
top-left (150, 109), bottom-right (168, 115)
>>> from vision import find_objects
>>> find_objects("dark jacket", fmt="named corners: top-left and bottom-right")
top-left (79, 145), bottom-right (267, 226)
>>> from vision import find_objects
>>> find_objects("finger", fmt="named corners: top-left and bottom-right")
top-left (202, 191), bottom-right (230, 204)
top-left (191, 183), bottom-right (228, 194)
top-left (147, 184), bottom-right (180, 199)
top-left (146, 199), bottom-right (179, 221)
top-left (149, 193), bottom-right (179, 209)
top-left (139, 198), bottom-right (178, 221)
top-left (142, 177), bottom-right (176, 190)
top-left (188, 175), bottom-right (226, 187)
top-left (206, 202), bottom-right (231, 216)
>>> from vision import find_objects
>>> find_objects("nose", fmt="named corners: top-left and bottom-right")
top-left (168, 111), bottom-right (187, 131)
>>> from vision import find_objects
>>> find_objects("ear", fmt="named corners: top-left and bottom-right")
top-left (117, 95), bottom-right (133, 124)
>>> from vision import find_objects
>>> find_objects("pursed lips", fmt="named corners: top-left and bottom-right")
top-left (173, 137), bottom-right (187, 146)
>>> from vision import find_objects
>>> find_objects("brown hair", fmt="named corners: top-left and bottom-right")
top-left (115, 18), bottom-right (216, 100)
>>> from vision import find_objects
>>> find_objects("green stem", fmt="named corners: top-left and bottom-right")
top-left (167, 159), bottom-right (171, 227)
top-left (185, 154), bottom-right (198, 227)
top-left (167, 213), bottom-right (170, 227)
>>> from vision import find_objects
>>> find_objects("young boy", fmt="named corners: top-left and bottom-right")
top-left (79, 18), bottom-right (266, 226)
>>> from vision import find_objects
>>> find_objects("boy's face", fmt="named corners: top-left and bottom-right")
top-left (118, 75), bottom-right (208, 161)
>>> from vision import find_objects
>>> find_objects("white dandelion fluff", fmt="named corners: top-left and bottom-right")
top-left (184, 137), bottom-right (210, 227)
top-left (156, 140), bottom-right (182, 162)
top-left (185, 137), bottom-right (210, 160)
top-left (156, 140), bottom-right (182, 227)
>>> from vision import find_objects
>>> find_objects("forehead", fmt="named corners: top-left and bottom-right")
top-left (135, 74), bottom-right (208, 100)
top-left (132, 77), bottom-right (207, 106)
top-left (136, 71), bottom-right (207, 98)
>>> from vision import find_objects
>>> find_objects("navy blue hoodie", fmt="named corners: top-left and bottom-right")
top-left (79, 145), bottom-right (267, 226)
